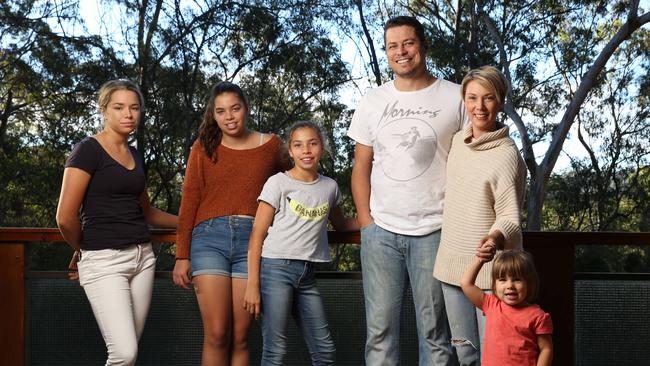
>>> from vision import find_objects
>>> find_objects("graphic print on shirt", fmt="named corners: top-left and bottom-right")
top-left (287, 197), bottom-right (329, 221)
top-left (376, 101), bottom-right (440, 182)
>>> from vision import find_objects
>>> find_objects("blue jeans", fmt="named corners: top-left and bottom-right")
top-left (442, 282), bottom-right (486, 366)
top-left (361, 224), bottom-right (453, 366)
top-left (190, 216), bottom-right (252, 278)
top-left (260, 258), bottom-right (335, 365)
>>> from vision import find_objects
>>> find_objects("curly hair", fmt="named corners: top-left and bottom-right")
top-left (198, 81), bottom-right (250, 162)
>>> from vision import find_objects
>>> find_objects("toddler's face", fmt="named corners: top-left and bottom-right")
top-left (494, 274), bottom-right (528, 307)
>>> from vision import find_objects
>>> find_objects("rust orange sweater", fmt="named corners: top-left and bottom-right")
top-left (175, 135), bottom-right (288, 258)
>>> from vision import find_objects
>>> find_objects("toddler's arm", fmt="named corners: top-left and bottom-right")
top-left (536, 334), bottom-right (553, 366)
top-left (461, 240), bottom-right (496, 308)
top-left (244, 201), bottom-right (275, 320)
top-left (460, 258), bottom-right (485, 309)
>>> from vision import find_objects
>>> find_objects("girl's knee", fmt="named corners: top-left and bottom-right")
top-left (107, 343), bottom-right (138, 366)
top-left (231, 331), bottom-right (249, 351)
top-left (204, 327), bottom-right (230, 349)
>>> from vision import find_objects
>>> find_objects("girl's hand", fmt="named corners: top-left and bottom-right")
top-left (172, 259), bottom-right (192, 289)
top-left (476, 236), bottom-right (497, 262)
top-left (243, 285), bottom-right (261, 320)
top-left (67, 251), bottom-right (80, 281)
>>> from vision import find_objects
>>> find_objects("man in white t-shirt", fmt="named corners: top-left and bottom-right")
top-left (347, 16), bottom-right (465, 365)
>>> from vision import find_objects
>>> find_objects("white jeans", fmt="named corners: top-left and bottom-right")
top-left (78, 243), bottom-right (156, 366)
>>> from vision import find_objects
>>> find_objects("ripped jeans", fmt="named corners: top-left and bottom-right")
top-left (441, 282), bottom-right (487, 366)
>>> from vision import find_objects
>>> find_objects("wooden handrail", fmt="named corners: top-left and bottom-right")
top-left (2, 227), bottom-right (649, 246)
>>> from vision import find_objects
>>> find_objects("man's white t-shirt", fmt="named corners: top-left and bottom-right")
top-left (347, 79), bottom-right (466, 236)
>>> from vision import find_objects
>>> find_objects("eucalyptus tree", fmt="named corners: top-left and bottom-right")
top-left (0, 0), bottom-right (108, 226)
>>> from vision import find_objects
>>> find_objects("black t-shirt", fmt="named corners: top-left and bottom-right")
top-left (65, 137), bottom-right (151, 250)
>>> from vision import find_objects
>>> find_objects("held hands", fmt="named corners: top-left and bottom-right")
top-left (172, 259), bottom-right (192, 289)
top-left (476, 236), bottom-right (498, 263)
top-left (243, 285), bottom-right (261, 320)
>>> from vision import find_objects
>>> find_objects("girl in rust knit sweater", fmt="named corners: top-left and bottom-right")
top-left (173, 82), bottom-right (289, 365)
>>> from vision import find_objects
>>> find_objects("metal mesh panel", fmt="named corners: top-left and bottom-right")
top-left (27, 277), bottom-right (419, 365)
top-left (575, 279), bottom-right (650, 366)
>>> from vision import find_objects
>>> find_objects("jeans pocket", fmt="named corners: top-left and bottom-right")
top-left (191, 221), bottom-right (209, 237)
top-left (262, 257), bottom-right (290, 268)
top-left (360, 222), bottom-right (375, 242)
top-left (80, 248), bottom-right (118, 263)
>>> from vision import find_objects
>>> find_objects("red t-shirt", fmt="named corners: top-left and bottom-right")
top-left (481, 294), bottom-right (553, 366)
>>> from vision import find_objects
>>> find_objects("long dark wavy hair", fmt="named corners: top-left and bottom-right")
top-left (198, 81), bottom-right (250, 162)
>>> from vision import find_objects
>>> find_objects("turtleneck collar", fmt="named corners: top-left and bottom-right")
top-left (463, 122), bottom-right (513, 151)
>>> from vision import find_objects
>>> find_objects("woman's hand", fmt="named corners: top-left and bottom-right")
top-left (172, 259), bottom-right (192, 289)
top-left (243, 284), bottom-right (261, 320)
top-left (476, 236), bottom-right (497, 262)
top-left (477, 230), bottom-right (505, 262)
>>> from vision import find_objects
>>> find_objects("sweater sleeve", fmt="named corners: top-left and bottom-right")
top-left (175, 143), bottom-right (206, 259)
top-left (490, 151), bottom-right (527, 249)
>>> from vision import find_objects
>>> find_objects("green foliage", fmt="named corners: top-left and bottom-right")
top-left (2, 0), bottom-right (649, 274)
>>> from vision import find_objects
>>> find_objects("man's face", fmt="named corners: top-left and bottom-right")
top-left (384, 25), bottom-right (427, 79)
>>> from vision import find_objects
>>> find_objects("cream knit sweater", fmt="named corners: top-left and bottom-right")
top-left (434, 123), bottom-right (527, 289)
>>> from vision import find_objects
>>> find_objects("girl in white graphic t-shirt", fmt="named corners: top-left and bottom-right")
top-left (244, 121), bottom-right (358, 365)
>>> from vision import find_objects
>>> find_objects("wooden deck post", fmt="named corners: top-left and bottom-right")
top-left (525, 232), bottom-right (574, 366)
top-left (0, 242), bottom-right (25, 366)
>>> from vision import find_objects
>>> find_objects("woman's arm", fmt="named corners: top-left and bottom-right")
top-left (173, 146), bottom-right (203, 288)
top-left (56, 167), bottom-right (92, 251)
top-left (490, 157), bottom-right (527, 249)
top-left (329, 205), bottom-right (360, 232)
top-left (243, 201), bottom-right (275, 319)
top-left (139, 191), bottom-right (178, 228)
top-left (536, 334), bottom-right (553, 366)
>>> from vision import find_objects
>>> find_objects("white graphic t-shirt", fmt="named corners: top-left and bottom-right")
top-left (347, 79), bottom-right (466, 235)
top-left (259, 172), bottom-right (341, 262)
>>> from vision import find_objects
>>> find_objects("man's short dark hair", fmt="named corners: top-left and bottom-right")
top-left (384, 16), bottom-right (428, 49)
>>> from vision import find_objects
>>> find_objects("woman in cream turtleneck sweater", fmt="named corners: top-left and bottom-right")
top-left (434, 66), bottom-right (527, 366)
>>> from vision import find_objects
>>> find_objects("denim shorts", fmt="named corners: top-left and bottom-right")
top-left (190, 216), bottom-right (253, 278)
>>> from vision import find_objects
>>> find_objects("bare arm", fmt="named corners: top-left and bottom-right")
top-left (140, 190), bottom-right (180, 287)
top-left (460, 258), bottom-right (486, 309)
top-left (536, 334), bottom-right (553, 366)
top-left (139, 191), bottom-right (178, 229)
top-left (56, 167), bottom-right (91, 252)
top-left (329, 205), bottom-right (360, 232)
top-left (244, 201), bottom-right (275, 319)
top-left (351, 143), bottom-right (374, 227)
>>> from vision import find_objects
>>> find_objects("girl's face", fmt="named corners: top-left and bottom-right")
top-left (103, 90), bottom-right (141, 135)
top-left (213, 92), bottom-right (248, 138)
top-left (494, 273), bottom-right (528, 307)
top-left (464, 80), bottom-right (500, 138)
top-left (288, 127), bottom-right (323, 173)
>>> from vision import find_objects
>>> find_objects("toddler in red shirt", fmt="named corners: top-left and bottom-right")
top-left (461, 248), bottom-right (553, 366)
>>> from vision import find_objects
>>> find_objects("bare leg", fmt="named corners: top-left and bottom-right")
top-left (230, 277), bottom-right (253, 366)
top-left (194, 275), bottom-right (233, 366)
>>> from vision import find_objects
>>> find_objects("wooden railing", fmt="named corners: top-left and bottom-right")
top-left (2, 228), bottom-right (650, 366)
